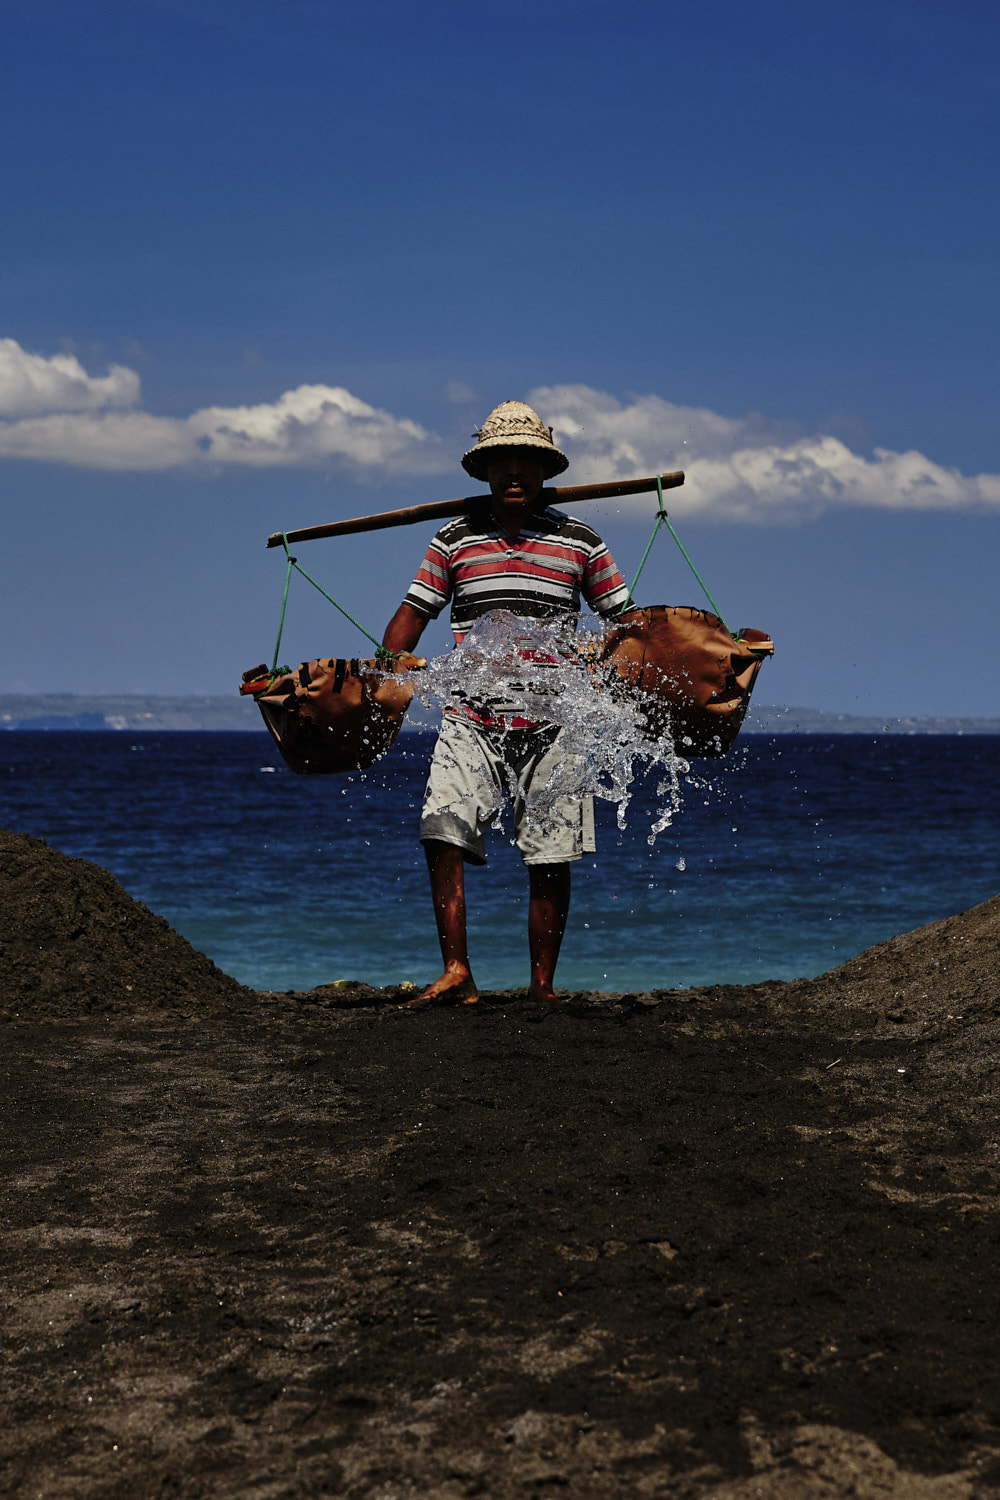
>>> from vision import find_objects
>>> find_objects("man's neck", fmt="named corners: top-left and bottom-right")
top-left (491, 499), bottom-right (538, 542)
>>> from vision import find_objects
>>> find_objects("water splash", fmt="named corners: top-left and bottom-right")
top-left (406, 610), bottom-right (688, 840)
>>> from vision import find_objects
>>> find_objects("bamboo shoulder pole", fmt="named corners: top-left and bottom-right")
top-left (265, 471), bottom-right (684, 548)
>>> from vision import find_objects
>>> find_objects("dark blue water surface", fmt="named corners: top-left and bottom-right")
top-left (2, 730), bottom-right (997, 993)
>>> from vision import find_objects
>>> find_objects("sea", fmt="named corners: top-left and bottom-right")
top-left (2, 728), bottom-right (998, 995)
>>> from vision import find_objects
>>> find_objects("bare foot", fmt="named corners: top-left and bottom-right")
top-left (404, 964), bottom-right (479, 1010)
top-left (527, 983), bottom-right (563, 1004)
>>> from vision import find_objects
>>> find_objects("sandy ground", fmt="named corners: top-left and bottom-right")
top-left (2, 827), bottom-right (1000, 1498)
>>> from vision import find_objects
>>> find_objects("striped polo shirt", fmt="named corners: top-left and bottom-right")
top-left (404, 503), bottom-right (629, 642)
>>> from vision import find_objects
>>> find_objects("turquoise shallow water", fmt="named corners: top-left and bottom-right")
top-left (2, 729), bottom-right (998, 993)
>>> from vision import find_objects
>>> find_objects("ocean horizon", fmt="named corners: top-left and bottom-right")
top-left (2, 692), bottom-right (1000, 736)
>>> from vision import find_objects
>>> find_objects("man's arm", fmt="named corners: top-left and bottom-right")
top-left (581, 537), bottom-right (630, 617)
top-left (383, 602), bottom-right (430, 655)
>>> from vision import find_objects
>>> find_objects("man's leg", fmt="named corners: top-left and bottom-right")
top-left (408, 839), bottom-right (479, 1006)
top-left (527, 862), bottom-right (571, 1003)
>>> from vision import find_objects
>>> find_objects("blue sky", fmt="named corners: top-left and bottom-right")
top-left (2, 0), bottom-right (998, 715)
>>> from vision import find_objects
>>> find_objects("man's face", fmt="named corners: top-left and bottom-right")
top-left (485, 447), bottom-right (547, 509)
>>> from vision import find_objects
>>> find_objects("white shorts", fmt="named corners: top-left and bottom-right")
top-left (420, 713), bottom-right (596, 867)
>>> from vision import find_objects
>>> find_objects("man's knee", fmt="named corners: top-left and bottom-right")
top-left (528, 861), bottom-right (572, 895)
top-left (424, 838), bottom-right (477, 871)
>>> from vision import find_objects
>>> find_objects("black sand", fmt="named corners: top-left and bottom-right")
top-left (2, 828), bottom-right (999, 1497)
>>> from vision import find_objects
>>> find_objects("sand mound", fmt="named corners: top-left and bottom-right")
top-left (0, 828), bottom-right (252, 1017)
top-left (822, 891), bottom-right (1000, 1000)
top-left (761, 890), bottom-right (1000, 1040)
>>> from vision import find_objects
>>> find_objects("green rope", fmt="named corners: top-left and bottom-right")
top-left (269, 545), bottom-right (295, 675)
top-left (620, 474), bottom-right (734, 639)
top-left (274, 533), bottom-right (396, 666)
top-left (621, 474), bottom-right (669, 611)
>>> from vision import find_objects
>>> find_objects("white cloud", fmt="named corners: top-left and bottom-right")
top-left (0, 338), bottom-right (140, 418)
top-left (188, 385), bottom-right (445, 472)
top-left (0, 342), bottom-right (997, 515)
top-left (531, 384), bottom-right (1000, 521)
top-left (0, 339), bottom-right (448, 475)
top-left (0, 410), bottom-right (194, 470)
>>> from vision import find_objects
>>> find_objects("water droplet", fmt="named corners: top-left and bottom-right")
top-left (406, 610), bottom-right (692, 841)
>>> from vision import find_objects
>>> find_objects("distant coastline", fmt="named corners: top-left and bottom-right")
top-left (1, 694), bottom-right (998, 736)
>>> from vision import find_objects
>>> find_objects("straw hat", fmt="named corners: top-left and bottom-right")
top-left (461, 401), bottom-right (569, 481)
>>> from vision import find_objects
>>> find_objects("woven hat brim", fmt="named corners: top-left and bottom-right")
top-left (461, 435), bottom-right (569, 482)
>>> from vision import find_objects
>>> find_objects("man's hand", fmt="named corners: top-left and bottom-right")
top-left (391, 650), bottom-right (427, 673)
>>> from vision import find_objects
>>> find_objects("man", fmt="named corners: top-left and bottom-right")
top-left (383, 401), bottom-right (630, 1007)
